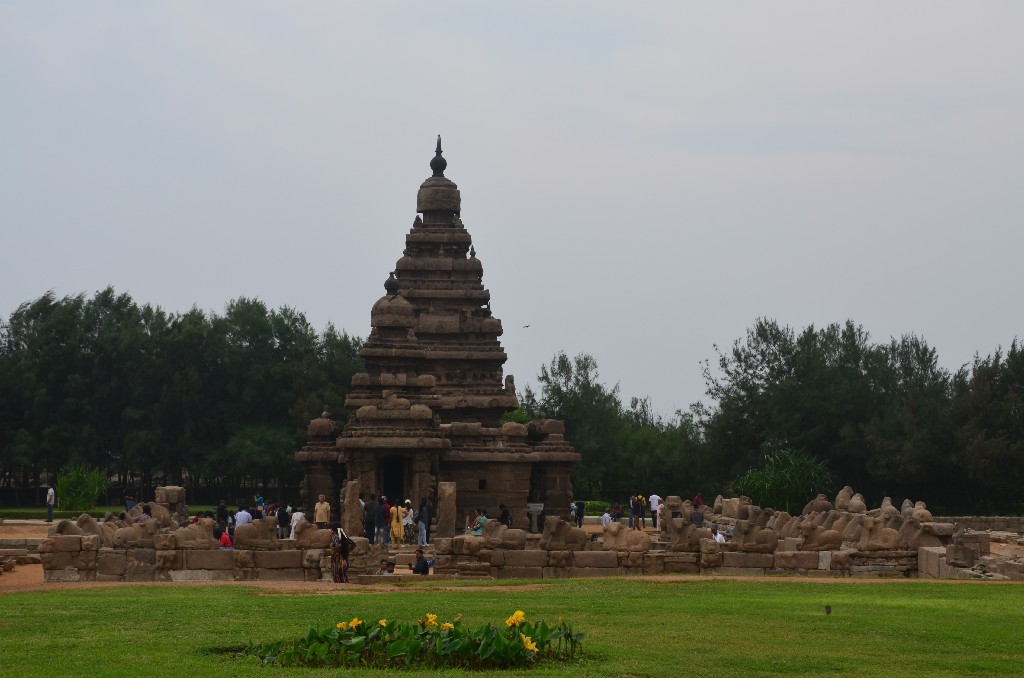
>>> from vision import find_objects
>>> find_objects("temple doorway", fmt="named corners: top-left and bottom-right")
top-left (381, 456), bottom-right (407, 502)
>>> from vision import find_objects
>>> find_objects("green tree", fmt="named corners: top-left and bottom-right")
top-left (733, 448), bottom-right (832, 514)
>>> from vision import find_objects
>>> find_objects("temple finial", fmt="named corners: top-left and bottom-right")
top-left (430, 135), bottom-right (447, 177)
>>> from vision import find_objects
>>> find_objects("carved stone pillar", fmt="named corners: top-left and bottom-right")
top-left (436, 481), bottom-right (457, 538)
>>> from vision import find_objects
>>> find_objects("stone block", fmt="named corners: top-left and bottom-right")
top-left (503, 550), bottom-right (549, 568)
top-left (97, 551), bottom-right (127, 576)
top-left (496, 566), bottom-right (544, 580)
top-left (542, 566), bottom-right (571, 579)
top-left (433, 554), bottom-right (455, 570)
top-left (52, 535), bottom-right (83, 552)
top-left (131, 548), bottom-right (156, 565)
top-left (621, 551), bottom-right (644, 568)
top-left (257, 568), bottom-right (304, 581)
top-left (830, 550), bottom-right (852, 570)
top-left (713, 567), bottom-right (767, 576)
top-left (43, 567), bottom-right (81, 582)
top-left (547, 550), bottom-right (571, 568)
top-left (456, 561), bottom-right (492, 577)
top-left (917, 547), bottom-right (944, 578)
top-left (155, 550), bottom-right (182, 570)
top-left (643, 553), bottom-right (665, 574)
top-left (72, 551), bottom-right (97, 570)
top-left (818, 551), bottom-right (832, 570)
top-left (779, 537), bottom-right (801, 552)
top-left (80, 535), bottom-right (99, 551)
top-left (722, 552), bottom-right (774, 569)
top-left (96, 573), bottom-right (122, 582)
top-left (572, 550), bottom-right (619, 568)
top-left (235, 568), bottom-right (257, 581)
top-left (233, 549), bottom-right (255, 568)
top-left (254, 549), bottom-right (302, 569)
top-left (185, 549), bottom-right (234, 570)
top-left (123, 561), bottom-right (155, 581)
top-left (775, 551), bottom-right (819, 570)
top-left (153, 534), bottom-right (175, 550)
top-left (434, 538), bottom-right (453, 555)
top-left (36, 538), bottom-right (56, 554)
top-left (701, 551), bottom-right (723, 569)
top-left (662, 559), bottom-right (699, 574)
top-left (480, 550), bottom-right (504, 567)
top-left (41, 551), bottom-right (72, 570)
top-left (303, 549), bottom-right (324, 569)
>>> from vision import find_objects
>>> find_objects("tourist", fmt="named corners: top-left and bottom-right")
top-left (422, 499), bottom-right (435, 544)
top-left (410, 548), bottom-right (435, 575)
top-left (635, 493), bottom-right (647, 529)
top-left (466, 508), bottom-right (487, 535)
top-left (375, 496), bottom-right (390, 546)
top-left (276, 501), bottom-right (291, 538)
top-left (691, 503), bottom-right (705, 528)
top-left (251, 504), bottom-right (263, 520)
top-left (289, 506), bottom-right (306, 540)
top-left (216, 500), bottom-right (229, 528)
top-left (390, 499), bottom-right (404, 545)
top-left (601, 506), bottom-right (613, 528)
top-left (402, 499), bottom-right (415, 545)
top-left (693, 493), bottom-right (704, 509)
top-left (135, 505), bottom-right (153, 524)
top-left (711, 525), bottom-right (725, 543)
top-left (214, 525), bottom-right (233, 550)
top-left (649, 492), bottom-right (662, 529)
top-left (235, 505), bottom-right (253, 528)
top-left (330, 530), bottom-right (351, 583)
top-left (416, 498), bottom-right (430, 546)
top-left (375, 559), bottom-right (390, 575)
top-left (386, 561), bottom-right (397, 574)
top-left (498, 503), bottom-right (512, 529)
top-left (574, 500), bottom-right (586, 529)
top-left (45, 483), bottom-right (55, 523)
top-left (364, 494), bottom-right (377, 544)
top-left (124, 490), bottom-right (136, 512)
top-left (612, 504), bottom-right (624, 521)
top-left (314, 494), bottom-right (331, 529)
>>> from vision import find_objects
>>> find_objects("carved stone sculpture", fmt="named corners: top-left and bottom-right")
top-left (834, 486), bottom-right (854, 511)
top-left (602, 521), bottom-right (652, 552)
top-left (799, 522), bottom-right (842, 551)
top-left (233, 517), bottom-right (280, 550)
top-left (857, 515), bottom-right (901, 551)
top-left (538, 516), bottom-right (587, 551)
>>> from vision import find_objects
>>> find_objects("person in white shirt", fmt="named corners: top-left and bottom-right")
top-left (289, 507), bottom-right (306, 540)
top-left (600, 507), bottom-right (613, 528)
top-left (711, 525), bottom-right (726, 543)
top-left (45, 484), bottom-right (56, 523)
top-left (648, 493), bottom-right (662, 529)
top-left (234, 507), bottom-right (252, 527)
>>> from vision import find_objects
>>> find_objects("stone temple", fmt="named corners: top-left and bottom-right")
top-left (296, 138), bottom-right (580, 530)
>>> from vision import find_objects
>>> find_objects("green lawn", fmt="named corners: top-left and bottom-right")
top-left (1, 578), bottom-right (1021, 677)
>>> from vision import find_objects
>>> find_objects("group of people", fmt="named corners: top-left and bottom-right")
top-left (374, 549), bottom-right (434, 576)
top-left (364, 494), bottom-right (434, 547)
top-left (211, 497), bottom-right (312, 542)
top-left (597, 492), bottom-right (710, 532)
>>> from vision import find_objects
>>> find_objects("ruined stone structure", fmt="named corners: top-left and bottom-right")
top-left (297, 139), bottom-right (580, 529)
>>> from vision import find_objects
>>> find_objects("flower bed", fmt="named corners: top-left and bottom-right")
top-left (252, 609), bottom-right (584, 669)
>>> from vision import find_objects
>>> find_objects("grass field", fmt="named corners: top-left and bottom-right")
top-left (2, 577), bottom-right (1022, 677)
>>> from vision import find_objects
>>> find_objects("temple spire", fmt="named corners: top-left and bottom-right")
top-left (430, 135), bottom-right (447, 178)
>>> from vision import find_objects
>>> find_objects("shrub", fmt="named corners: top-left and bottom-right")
top-left (55, 463), bottom-right (109, 512)
top-left (252, 610), bottom-right (584, 669)
top-left (733, 448), bottom-right (831, 514)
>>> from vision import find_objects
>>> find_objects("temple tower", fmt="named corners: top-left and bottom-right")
top-left (298, 138), bottom-right (580, 530)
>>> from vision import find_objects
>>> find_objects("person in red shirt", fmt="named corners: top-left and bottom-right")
top-left (214, 525), bottom-right (233, 550)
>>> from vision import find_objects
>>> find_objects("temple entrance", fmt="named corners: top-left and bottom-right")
top-left (380, 456), bottom-right (407, 503)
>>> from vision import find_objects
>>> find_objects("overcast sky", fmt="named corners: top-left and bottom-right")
top-left (2, 3), bottom-right (1022, 417)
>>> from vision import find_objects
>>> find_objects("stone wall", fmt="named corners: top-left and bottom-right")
top-left (934, 516), bottom-right (1024, 533)
top-left (40, 534), bottom-right (389, 583)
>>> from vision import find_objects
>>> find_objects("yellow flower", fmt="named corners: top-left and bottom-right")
top-left (349, 616), bottom-right (362, 630)
top-left (520, 633), bottom-right (538, 654)
top-left (378, 619), bottom-right (387, 627)
top-left (336, 621), bottom-right (347, 630)
top-left (424, 613), bottom-right (438, 627)
top-left (441, 622), bottom-right (454, 631)
top-left (505, 610), bottom-right (526, 627)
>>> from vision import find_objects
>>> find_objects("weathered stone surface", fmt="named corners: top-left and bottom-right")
top-left (303, 549), bottom-right (325, 569)
top-left (43, 567), bottom-right (82, 582)
top-left (233, 549), bottom-right (255, 568)
top-left (572, 550), bottom-right (618, 568)
top-left (52, 535), bottom-right (84, 552)
top-left (775, 551), bottom-right (820, 570)
top-left (569, 566), bottom-right (620, 577)
top-left (254, 550), bottom-right (302, 569)
top-left (496, 566), bottom-right (543, 579)
top-left (602, 522), bottom-right (651, 552)
top-left (155, 550), bottom-right (181, 570)
top-left (80, 535), bottom-right (99, 551)
top-left (41, 551), bottom-right (72, 569)
top-left (97, 550), bottom-right (127, 576)
top-left (124, 561), bottom-right (155, 581)
top-left (185, 549), bottom-right (235, 570)
top-left (131, 548), bottom-right (155, 565)
top-left (293, 522), bottom-right (333, 549)
top-left (155, 485), bottom-right (186, 504)
top-left (72, 551), bottom-right (97, 570)
top-left (342, 480), bottom-right (363, 537)
top-left (722, 552), bottom-right (774, 569)
top-left (547, 550), bottom-right (571, 568)
top-left (436, 482), bottom-right (457, 538)
top-left (502, 550), bottom-right (549, 568)
top-left (234, 518), bottom-right (280, 550)
top-left (257, 568), bottom-right (305, 580)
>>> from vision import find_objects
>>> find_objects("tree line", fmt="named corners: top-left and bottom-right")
top-left (0, 288), bottom-right (362, 504)
top-left (522, 320), bottom-right (1023, 515)
top-left (2, 290), bottom-right (1021, 515)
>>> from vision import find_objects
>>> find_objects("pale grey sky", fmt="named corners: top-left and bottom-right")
top-left (2, 2), bottom-right (1022, 416)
